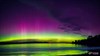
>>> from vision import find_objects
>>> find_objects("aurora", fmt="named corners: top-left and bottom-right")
top-left (0, 33), bottom-right (87, 42)
top-left (0, 0), bottom-right (100, 56)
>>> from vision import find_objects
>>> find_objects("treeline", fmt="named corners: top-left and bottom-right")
top-left (72, 35), bottom-right (100, 46)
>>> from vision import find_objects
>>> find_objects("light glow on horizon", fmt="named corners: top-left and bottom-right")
top-left (0, 33), bottom-right (87, 42)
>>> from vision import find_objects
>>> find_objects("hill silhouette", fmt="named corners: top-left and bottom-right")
top-left (0, 39), bottom-right (71, 45)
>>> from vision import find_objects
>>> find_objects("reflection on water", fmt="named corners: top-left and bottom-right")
top-left (0, 50), bottom-right (88, 56)
top-left (0, 43), bottom-right (89, 56)
top-left (0, 43), bottom-right (84, 48)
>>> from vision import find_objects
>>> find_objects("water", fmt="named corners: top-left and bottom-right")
top-left (0, 43), bottom-right (100, 56)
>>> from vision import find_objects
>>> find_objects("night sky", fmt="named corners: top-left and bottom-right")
top-left (0, 0), bottom-right (100, 36)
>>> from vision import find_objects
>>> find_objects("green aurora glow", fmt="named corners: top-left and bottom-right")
top-left (0, 33), bottom-right (87, 42)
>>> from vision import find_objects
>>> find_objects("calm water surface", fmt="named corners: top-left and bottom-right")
top-left (0, 43), bottom-right (100, 56)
